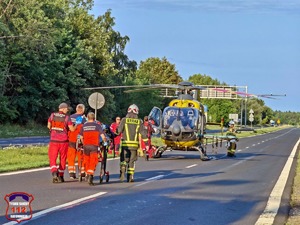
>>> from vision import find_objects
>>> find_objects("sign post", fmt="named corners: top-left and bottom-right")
top-left (249, 109), bottom-right (254, 128)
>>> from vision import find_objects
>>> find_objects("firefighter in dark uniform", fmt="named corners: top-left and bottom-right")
top-left (226, 120), bottom-right (238, 157)
top-left (117, 104), bottom-right (143, 182)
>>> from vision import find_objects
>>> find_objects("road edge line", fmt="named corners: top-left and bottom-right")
top-left (255, 138), bottom-right (300, 225)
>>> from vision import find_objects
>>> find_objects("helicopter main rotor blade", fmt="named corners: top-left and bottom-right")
top-left (211, 88), bottom-right (286, 100)
top-left (124, 86), bottom-right (165, 93)
top-left (82, 85), bottom-right (153, 90)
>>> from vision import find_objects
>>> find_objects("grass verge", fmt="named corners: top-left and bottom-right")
top-left (286, 150), bottom-right (300, 225)
top-left (0, 146), bottom-right (49, 173)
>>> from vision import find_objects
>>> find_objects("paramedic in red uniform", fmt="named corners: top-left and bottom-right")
top-left (140, 116), bottom-right (155, 156)
top-left (79, 112), bottom-right (107, 186)
top-left (47, 102), bottom-right (77, 183)
top-left (117, 104), bottom-right (143, 183)
top-left (67, 104), bottom-right (86, 179)
top-left (109, 116), bottom-right (121, 156)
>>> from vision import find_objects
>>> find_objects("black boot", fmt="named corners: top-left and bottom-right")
top-left (58, 176), bottom-right (64, 183)
top-left (69, 172), bottom-right (76, 179)
top-left (88, 175), bottom-right (95, 186)
top-left (52, 172), bottom-right (58, 183)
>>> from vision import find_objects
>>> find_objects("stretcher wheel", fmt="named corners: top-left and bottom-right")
top-left (106, 173), bottom-right (109, 183)
top-left (99, 176), bottom-right (103, 184)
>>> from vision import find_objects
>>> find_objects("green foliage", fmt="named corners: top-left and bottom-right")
top-left (0, 0), bottom-right (299, 128)
top-left (137, 57), bottom-right (182, 84)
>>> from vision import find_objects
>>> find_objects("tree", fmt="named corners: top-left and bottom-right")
top-left (137, 57), bottom-right (182, 84)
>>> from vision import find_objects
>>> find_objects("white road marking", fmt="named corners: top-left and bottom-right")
top-left (186, 164), bottom-right (197, 168)
top-left (0, 167), bottom-right (49, 176)
top-left (145, 175), bottom-right (165, 181)
top-left (0, 158), bottom-right (118, 177)
top-left (255, 138), bottom-right (300, 225)
top-left (3, 192), bottom-right (107, 225)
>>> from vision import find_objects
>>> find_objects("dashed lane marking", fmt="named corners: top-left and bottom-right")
top-left (186, 164), bottom-right (198, 168)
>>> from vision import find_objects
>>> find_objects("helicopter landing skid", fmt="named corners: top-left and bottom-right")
top-left (194, 145), bottom-right (212, 161)
top-left (153, 146), bottom-right (166, 158)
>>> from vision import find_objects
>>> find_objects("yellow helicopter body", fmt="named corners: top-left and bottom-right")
top-left (148, 87), bottom-right (209, 160)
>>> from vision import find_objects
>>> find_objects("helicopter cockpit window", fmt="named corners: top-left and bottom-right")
top-left (163, 107), bottom-right (198, 130)
top-left (149, 107), bottom-right (161, 127)
top-left (162, 107), bottom-right (179, 128)
top-left (180, 108), bottom-right (198, 129)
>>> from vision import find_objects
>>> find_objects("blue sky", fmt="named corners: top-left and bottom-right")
top-left (92, 1), bottom-right (300, 112)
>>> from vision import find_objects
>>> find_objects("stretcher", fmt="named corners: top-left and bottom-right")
top-left (75, 138), bottom-right (85, 182)
top-left (144, 145), bottom-right (158, 161)
top-left (98, 143), bottom-right (110, 183)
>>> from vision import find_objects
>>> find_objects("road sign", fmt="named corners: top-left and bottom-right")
top-left (249, 109), bottom-right (254, 114)
top-left (229, 113), bottom-right (239, 122)
top-left (88, 92), bottom-right (105, 109)
top-left (88, 92), bottom-right (105, 119)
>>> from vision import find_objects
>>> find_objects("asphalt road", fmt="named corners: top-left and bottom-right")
top-left (0, 128), bottom-right (299, 225)
top-left (0, 136), bottom-right (49, 148)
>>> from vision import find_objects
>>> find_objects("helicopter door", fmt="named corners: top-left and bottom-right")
top-left (148, 106), bottom-right (162, 135)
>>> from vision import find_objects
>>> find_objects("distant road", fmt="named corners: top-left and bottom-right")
top-left (0, 136), bottom-right (49, 148)
top-left (0, 129), bottom-right (223, 148)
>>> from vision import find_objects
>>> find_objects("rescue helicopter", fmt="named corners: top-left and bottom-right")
top-left (83, 81), bottom-right (232, 161)
top-left (145, 81), bottom-right (211, 160)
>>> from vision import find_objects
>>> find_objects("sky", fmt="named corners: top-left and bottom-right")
top-left (91, 1), bottom-right (300, 112)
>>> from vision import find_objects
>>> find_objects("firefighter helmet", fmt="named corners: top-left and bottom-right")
top-left (128, 104), bottom-right (139, 114)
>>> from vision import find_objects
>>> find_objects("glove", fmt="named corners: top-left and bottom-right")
top-left (75, 116), bottom-right (83, 125)
top-left (103, 141), bottom-right (108, 146)
top-left (77, 135), bottom-right (81, 140)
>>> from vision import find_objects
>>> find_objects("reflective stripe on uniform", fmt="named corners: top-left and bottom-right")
top-left (87, 169), bottom-right (94, 175)
top-left (128, 167), bottom-right (134, 175)
top-left (124, 118), bottom-right (140, 143)
top-left (50, 165), bottom-right (57, 170)
top-left (122, 141), bottom-right (139, 148)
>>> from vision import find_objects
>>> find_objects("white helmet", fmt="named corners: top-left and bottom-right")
top-left (229, 120), bottom-right (235, 125)
top-left (128, 104), bottom-right (139, 114)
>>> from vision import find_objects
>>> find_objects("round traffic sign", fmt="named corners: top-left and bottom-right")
top-left (88, 92), bottom-right (105, 109)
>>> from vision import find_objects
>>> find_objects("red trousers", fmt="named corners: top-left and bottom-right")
top-left (141, 139), bottom-right (151, 150)
top-left (67, 146), bottom-right (84, 174)
top-left (83, 145), bottom-right (99, 175)
top-left (48, 142), bottom-right (68, 176)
